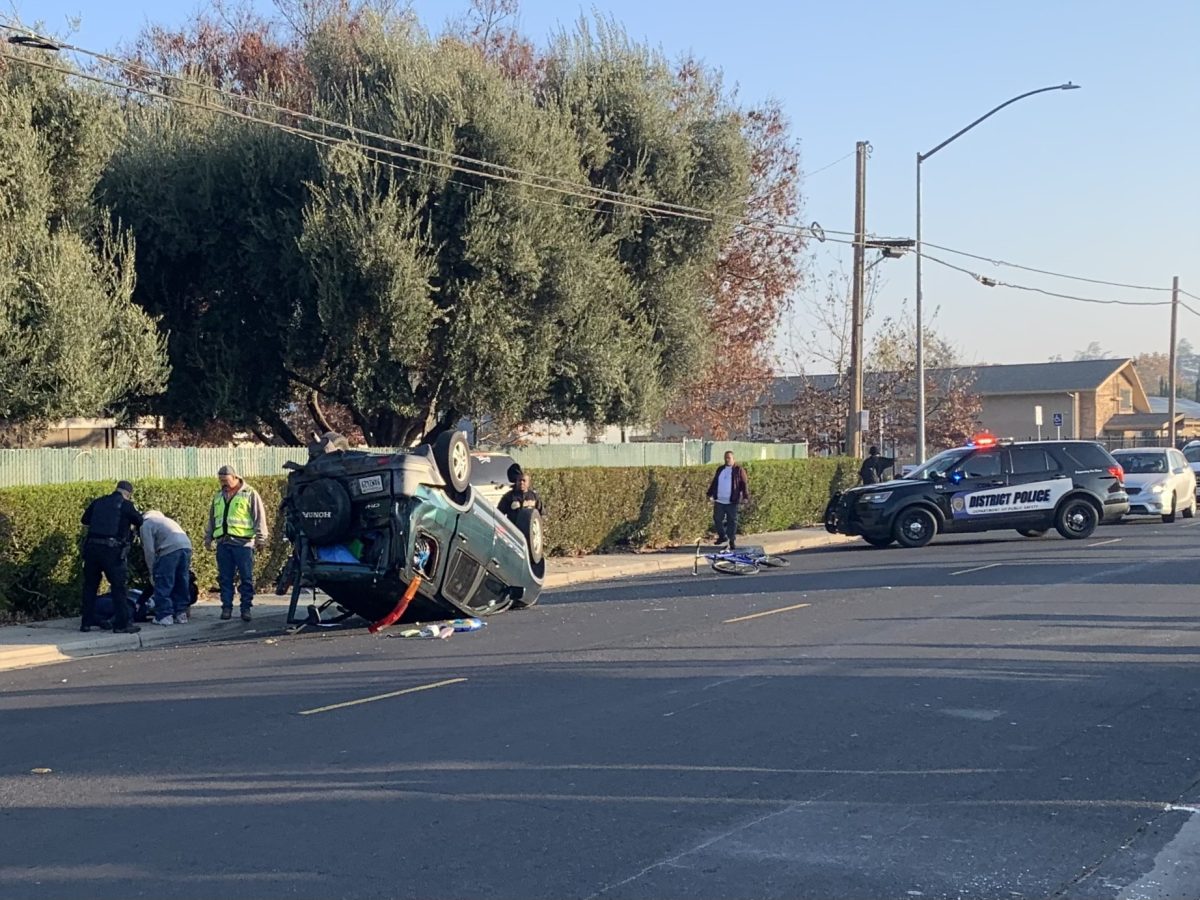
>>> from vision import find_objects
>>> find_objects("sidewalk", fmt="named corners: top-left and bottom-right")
top-left (0, 527), bottom-right (852, 672)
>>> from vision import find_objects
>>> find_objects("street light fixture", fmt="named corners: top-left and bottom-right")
top-left (914, 82), bottom-right (1080, 463)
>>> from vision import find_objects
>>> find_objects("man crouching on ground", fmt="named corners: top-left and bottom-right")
top-left (204, 464), bottom-right (269, 622)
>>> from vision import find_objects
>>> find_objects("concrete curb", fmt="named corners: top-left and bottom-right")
top-left (0, 528), bottom-right (856, 672)
top-left (542, 530), bottom-right (855, 588)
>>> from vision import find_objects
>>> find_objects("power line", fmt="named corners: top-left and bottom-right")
top-left (801, 149), bottom-right (856, 180)
top-left (922, 253), bottom-right (1175, 309)
top-left (1, 22), bottom-right (865, 244)
top-left (919, 239), bottom-right (1174, 293)
top-left (5, 23), bottom-right (1191, 298)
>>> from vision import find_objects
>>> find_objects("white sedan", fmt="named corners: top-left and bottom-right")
top-left (1111, 447), bottom-right (1197, 523)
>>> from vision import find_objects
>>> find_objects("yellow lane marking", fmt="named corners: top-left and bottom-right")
top-left (1087, 538), bottom-right (1123, 548)
top-left (299, 678), bottom-right (467, 716)
top-left (724, 603), bottom-right (811, 624)
top-left (951, 563), bottom-right (1002, 576)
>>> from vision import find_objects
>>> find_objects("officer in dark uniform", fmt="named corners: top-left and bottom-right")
top-left (498, 464), bottom-right (544, 523)
top-left (80, 480), bottom-right (144, 633)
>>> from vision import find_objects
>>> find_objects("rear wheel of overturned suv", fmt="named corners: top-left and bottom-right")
top-left (294, 479), bottom-right (352, 545)
top-left (434, 430), bottom-right (472, 502)
top-left (1017, 528), bottom-right (1048, 538)
top-left (1055, 497), bottom-right (1099, 540)
top-left (893, 507), bottom-right (937, 548)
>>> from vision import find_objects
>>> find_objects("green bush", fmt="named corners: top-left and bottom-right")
top-left (0, 459), bottom-right (856, 622)
top-left (530, 457), bottom-right (857, 555)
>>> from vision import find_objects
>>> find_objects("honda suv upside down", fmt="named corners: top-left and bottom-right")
top-left (279, 431), bottom-right (544, 626)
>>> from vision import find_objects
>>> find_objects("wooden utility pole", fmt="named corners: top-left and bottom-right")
top-left (1169, 275), bottom-right (1180, 447)
top-left (846, 141), bottom-right (868, 459)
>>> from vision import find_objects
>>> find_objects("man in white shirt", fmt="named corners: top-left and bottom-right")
top-left (705, 451), bottom-right (750, 549)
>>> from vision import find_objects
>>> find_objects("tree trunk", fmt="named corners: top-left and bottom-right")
top-left (260, 412), bottom-right (304, 447)
top-left (306, 390), bottom-right (335, 434)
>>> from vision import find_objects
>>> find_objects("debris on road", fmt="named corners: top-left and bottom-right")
top-left (30, 768), bottom-right (52, 775)
top-left (390, 618), bottom-right (486, 640)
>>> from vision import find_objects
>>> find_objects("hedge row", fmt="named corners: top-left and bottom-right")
top-left (0, 458), bottom-right (857, 622)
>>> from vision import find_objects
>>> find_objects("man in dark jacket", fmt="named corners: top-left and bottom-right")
top-left (498, 464), bottom-right (544, 522)
top-left (859, 446), bottom-right (896, 485)
top-left (80, 480), bottom-right (144, 634)
top-left (706, 451), bottom-right (750, 549)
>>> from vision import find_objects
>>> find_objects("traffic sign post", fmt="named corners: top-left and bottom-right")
top-left (1035, 405), bottom-right (1043, 441)
top-left (1053, 412), bottom-right (1063, 440)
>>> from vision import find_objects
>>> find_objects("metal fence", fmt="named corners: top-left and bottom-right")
top-left (0, 440), bottom-right (808, 488)
top-left (507, 440), bottom-right (808, 470)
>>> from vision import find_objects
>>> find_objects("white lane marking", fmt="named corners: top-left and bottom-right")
top-left (950, 563), bottom-right (1002, 576)
top-left (298, 678), bottom-right (467, 716)
top-left (1181, 521), bottom-right (1200, 528)
top-left (1088, 538), bottom-right (1123, 548)
top-left (723, 603), bottom-right (810, 624)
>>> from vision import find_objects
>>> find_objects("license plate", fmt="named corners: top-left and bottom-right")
top-left (358, 475), bottom-right (384, 494)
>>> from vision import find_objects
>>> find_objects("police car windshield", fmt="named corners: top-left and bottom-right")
top-left (908, 448), bottom-right (972, 481)
top-left (1114, 452), bottom-right (1168, 475)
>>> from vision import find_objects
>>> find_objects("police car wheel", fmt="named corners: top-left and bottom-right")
top-left (1016, 528), bottom-right (1047, 538)
top-left (1054, 498), bottom-right (1098, 540)
top-left (1184, 498), bottom-right (1197, 519)
top-left (893, 508), bottom-right (936, 548)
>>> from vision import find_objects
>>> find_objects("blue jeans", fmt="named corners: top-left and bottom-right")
top-left (153, 547), bottom-right (193, 617)
top-left (216, 542), bottom-right (255, 611)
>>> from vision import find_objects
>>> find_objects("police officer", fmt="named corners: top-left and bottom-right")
top-left (498, 464), bottom-right (544, 523)
top-left (859, 446), bottom-right (896, 486)
top-left (80, 480), bottom-right (144, 634)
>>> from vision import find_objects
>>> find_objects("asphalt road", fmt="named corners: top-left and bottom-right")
top-left (3, 520), bottom-right (1200, 900)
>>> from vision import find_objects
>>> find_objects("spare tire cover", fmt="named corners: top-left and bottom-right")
top-left (294, 478), bottom-right (352, 545)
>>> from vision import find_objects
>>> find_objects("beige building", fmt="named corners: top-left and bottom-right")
top-left (758, 358), bottom-right (1165, 453)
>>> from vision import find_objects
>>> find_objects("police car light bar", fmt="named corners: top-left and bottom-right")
top-left (969, 432), bottom-right (998, 448)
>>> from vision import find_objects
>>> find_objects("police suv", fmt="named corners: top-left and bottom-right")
top-left (825, 435), bottom-right (1130, 549)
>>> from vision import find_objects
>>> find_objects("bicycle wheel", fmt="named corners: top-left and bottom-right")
top-left (712, 559), bottom-right (759, 575)
top-left (756, 555), bottom-right (790, 568)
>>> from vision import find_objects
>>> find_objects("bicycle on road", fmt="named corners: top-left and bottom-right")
top-left (693, 542), bottom-right (791, 576)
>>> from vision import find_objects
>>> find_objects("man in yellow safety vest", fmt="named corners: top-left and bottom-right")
top-left (204, 464), bottom-right (269, 622)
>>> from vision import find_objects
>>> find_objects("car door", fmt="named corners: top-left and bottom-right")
top-left (1169, 449), bottom-right (1195, 509)
top-left (1006, 446), bottom-right (1071, 527)
top-left (942, 448), bottom-right (1007, 530)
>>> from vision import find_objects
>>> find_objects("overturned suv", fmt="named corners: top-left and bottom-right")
top-left (280, 431), bottom-right (545, 625)
top-left (825, 437), bottom-right (1130, 549)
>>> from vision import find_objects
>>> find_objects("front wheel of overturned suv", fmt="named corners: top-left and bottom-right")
top-left (1055, 497), bottom-right (1099, 540)
top-left (510, 508), bottom-right (546, 609)
top-left (893, 507), bottom-right (937, 549)
top-left (1017, 528), bottom-right (1048, 538)
top-left (863, 535), bottom-right (894, 548)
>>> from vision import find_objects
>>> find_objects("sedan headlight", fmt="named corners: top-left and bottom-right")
top-left (1149, 483), bottom-right (1166, 495)
top-left (859, 491), bottom-right (893, 505)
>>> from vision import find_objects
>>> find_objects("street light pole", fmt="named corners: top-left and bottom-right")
top-left (913, 82), bottom-right (1080, 464)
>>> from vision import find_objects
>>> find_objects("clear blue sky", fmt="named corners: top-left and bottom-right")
top-left (12, 0), bottom-right (1200, 374)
